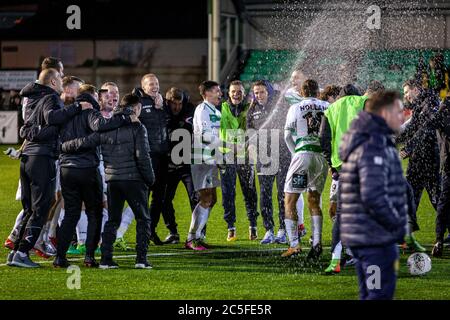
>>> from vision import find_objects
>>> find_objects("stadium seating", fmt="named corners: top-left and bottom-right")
top-left (354, 49), bottom-right (450, 92)
top-left (240, 48), bottom-right (450, 93)
top-left (239, 50), bottom-right (302, 86)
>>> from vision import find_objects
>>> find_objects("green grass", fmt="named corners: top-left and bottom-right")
top-left (0, 144), bottom-right (448, 300)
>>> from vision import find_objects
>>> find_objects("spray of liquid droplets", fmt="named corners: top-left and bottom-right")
top-left (240, 0), bottom-right (444, 271)
top-left (245, 0), bottom-right (444, 163)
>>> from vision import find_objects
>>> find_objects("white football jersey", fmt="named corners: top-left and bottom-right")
top-left (192, 101), bottom-right (221, 164)
top-left (284, 87), bottom-right (305, 106)
top-left (285, 98), bottom-right (329, 153)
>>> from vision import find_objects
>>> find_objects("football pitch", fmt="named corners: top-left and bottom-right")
top-left (0, 144), bottom-right (448, 300)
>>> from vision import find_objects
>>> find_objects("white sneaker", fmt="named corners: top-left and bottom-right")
top-left (274, 229), bottom-right (287, 244)
top-left (135, 261), bottom-right (153, 269)
top-left (260, 231), bottom-right (275, 244)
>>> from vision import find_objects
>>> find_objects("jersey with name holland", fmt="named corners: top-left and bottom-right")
top-left (285, 97), bottom-right (329, 153)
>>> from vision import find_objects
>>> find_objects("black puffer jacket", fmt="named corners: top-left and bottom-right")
top-left (133, 88), bottom-right (170, 154)
top-left (339, 111), bottom-right (408, 248)
top-left (59, 93), bottom-right (132, 168)
top-left (61, 121), bottom-right (154, 187)
top-left (167, 99), bottom-right (195, 168)
top-left (319, 115), bottom-right (334, 172)
top-left (395, 90), bottom-right (440, 179)
top-left (246, 92), bottom-right (290, 170)
top-left (20, 82), bottom-right (81, 158)
top-left (428, 97), bottom-right (450, 174)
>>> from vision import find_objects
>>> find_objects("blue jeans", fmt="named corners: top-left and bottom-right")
top-left (351, 244), bottom-right (399, 300)
top-left (220, 164), bottom-right (258, 229)
top-left (257, 160), bottom-right (289, 232)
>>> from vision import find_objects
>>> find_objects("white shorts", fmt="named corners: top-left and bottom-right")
top-left (191, 163), bottom-right (220, 191)
top-left (284, 152), bottom-right (328, 194)
top-left (15, 180), bottom-right (21, 201)
top-left (329, 177), bottom-right (339, 202)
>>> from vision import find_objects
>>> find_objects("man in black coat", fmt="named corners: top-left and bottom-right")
top-left (161, 87), bottom-right (198, 244)
top-left (61, 93), bottom-right (155, 269)
top-left (396, 80), bottom-right (440, 213)
top-left (396, 80), bottom-right (440, 252)
top-left (423, 96), bottom-right (450, 256)
top-left (54, 84), bottom-right (136, 268)
top-left (339, 91), bottom-right (408, 300)
top-left (247, 81), bottom-right (290, 243)
top-left (9, 68), bottom-right (92, 268)
top-left (133, 73), bottom-right (170, 245)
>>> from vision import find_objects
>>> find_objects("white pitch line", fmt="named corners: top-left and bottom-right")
top-left (0, 247), bottom-right (331, 268)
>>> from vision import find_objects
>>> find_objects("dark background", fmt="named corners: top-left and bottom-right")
top-left (0, 0), bottom-right (208, 40)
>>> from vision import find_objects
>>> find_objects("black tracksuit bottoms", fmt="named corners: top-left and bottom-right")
top-left (15, 155), bottom-right (56, 253)
top-left (102, 180), bottom-right (151, 262)
top-left (57, 167), bottom-right (103, 258)
top-left (162, 165), bottom-right (199, 234)
top-left (149, 152), bottom-right (168, 233)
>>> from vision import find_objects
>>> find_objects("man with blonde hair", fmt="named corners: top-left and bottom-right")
top-left (101, 82), bottom-right (119, 109)
top-left (54, 84), bottom-right (136, 268)
top-left (132, 74), bottom-right (170, 245)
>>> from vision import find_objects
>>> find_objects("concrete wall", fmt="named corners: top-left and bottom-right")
top-left (1, 39), bottom-right (208, 99)
top-left (1, 39), bottom-right (208, 68)
top-left (63, 66), bottom-right (207, 103)
top-left (2, 41), bottom-right (93, 68)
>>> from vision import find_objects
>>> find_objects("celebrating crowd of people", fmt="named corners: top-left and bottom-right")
top-left (3, 55), bottom-right (450, 300)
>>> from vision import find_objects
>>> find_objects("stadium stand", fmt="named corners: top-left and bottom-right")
top-left (240, 48), bottom-right (450, 93)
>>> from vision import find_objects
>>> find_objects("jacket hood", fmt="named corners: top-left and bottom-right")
top-left (169, 100), bottom-right (194, 118)
top-left (413, 89), bottom-right (440, 110)
top-left (339, 111), bottom-right (394, 161)
top-left (20, 82), bottom-right (56, 99)
top-left (253, 91), bottom-right (280, 112)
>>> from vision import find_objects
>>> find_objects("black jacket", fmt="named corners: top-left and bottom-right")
top-left (428, 97), bottom-right (450, 174)
top-left (395, 90), bottom-right (440, 179)
top-left (167, 100), bottom-right (195, 168)
top-left (20, 82), bottom-right (81, 158)
top-left (339, 111), bottom-right (408, 248)
top-left (61, 121), bottom-right (154, 187)
top-left (59, 93), bottom-right (132, 169)
top-left (319, 115), bottom-right (334, 172)
top-left (133, 88), bottom-right (170, 155)
top-left (246, 92), bottom-right (290, 169)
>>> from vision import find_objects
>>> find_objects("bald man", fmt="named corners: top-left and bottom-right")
top-left (8, 68), bottom-right (92, 268)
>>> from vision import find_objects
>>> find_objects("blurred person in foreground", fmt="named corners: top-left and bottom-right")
top-left (339, 91), bottom-right (408, 300)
